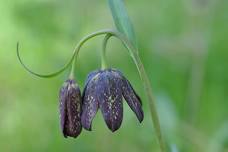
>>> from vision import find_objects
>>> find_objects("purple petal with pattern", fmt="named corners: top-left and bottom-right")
top-left (122, 78), bottom-right (144, 122)
top-left (81, 75), bottom-right (99, 131)
top-left (97, 71), bottom-right (123, 132)
top-left (59, 79), bottom-right (82, 138)
top-left (59, 84), bottom-right (67, 134)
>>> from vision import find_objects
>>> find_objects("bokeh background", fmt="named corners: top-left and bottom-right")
top-left (0, 0), bottom-right (227, 151)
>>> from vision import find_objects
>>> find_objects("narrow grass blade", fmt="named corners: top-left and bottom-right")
top-left (108, 0), bottom-right (138, 50)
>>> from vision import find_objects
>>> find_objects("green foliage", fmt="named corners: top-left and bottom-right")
top-left (108, 0), bottom-right (138, 49)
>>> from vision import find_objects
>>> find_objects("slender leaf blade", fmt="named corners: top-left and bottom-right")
top-left (108, 0), bottom-right (138, 50)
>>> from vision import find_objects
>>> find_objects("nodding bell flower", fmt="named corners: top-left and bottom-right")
top-left (59, 79), bottom-right (82, 138)
top-left (81, 69), bottom-right (144, 132)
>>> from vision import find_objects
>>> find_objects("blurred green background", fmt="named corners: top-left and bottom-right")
top-left (0, 0), bottom-right (227, 151)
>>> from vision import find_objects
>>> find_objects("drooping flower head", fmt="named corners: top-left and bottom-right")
top-left (81, 69), bottom-right (144, 132)
top-left (59, 79), bottom-right (82, 138)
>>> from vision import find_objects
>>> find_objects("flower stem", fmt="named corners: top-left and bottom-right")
top-left (17, 29), bottom-right (117, 78)
top-left (69, 57), bottom-right (76, 79)
top-left (101, 34), bottom-right (112, 69)
top-left (133, 55), bottom-right (166, 152)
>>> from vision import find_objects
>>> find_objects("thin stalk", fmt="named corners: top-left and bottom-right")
top-left (134, 55), bottom-right (166, 152)
top-left (101, 34), bottom-right (112, 69)
top-left (69, 58), bottom-right (76, 79)
top-left (17, 29), bottom-right (118, 78)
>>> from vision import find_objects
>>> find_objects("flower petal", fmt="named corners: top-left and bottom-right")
top-left (122, 78), bottom-right (144, 122)
top-left (59, 83), bottom-right (67, 134)
top-left (66, 82), bottom-right (82, 138)
top-left (81, 77), bottom-right (99, 131)
top-left (97, 71), bottom-right (123, 132)
top-left (84, 70), bottom-right (100, 86)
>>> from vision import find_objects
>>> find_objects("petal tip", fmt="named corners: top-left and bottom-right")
top-left (82, 126), bottom-right (92, 131)
top-left (110, 127), bottom-right (120, 132)
top-left (81, 118), bottom-right (93, 131)
top-left (136, 109), bottom-right (144, 123)
top-left (105, 120), bottom-right (122, 132)
top-left (139, 116), bottom-right (144, 123)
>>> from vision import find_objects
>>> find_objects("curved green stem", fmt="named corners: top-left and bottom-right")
top-left (134, 56), bottom-right (166, 152)
top-left (101, 34), bottom-right (112, 69)
top-left (17, 29), bottom-right (117, 78)
top-left (17, 42), bottom-right (70, 78)
top-left (69, 57), bottom-right (76, 79)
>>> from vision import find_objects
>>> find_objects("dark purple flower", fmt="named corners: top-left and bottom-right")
top-left (59, 79), bottom-right (82, 138)
top-left (81, 69), bottom-right (144, 132)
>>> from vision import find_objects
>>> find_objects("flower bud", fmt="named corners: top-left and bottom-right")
top-left (59, 79), bottom-right (82, 138)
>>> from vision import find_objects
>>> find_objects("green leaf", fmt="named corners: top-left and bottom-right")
top-left (108, 0), bottom-right (138, 50)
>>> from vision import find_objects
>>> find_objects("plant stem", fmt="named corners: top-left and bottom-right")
top-left (134, 55), bottom-right (166, 152)
top-left (17, 29), bottom-right (117, 78)
top-left (69, 57), bottom-right (76, 79)
top-left (101, 34), bottom-right (112, 69)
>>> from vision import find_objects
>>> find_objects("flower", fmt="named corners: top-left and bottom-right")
top-left (59, 79), bottom-right (82, 138)
top-left (81, 69), bottom-right (144, 132)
